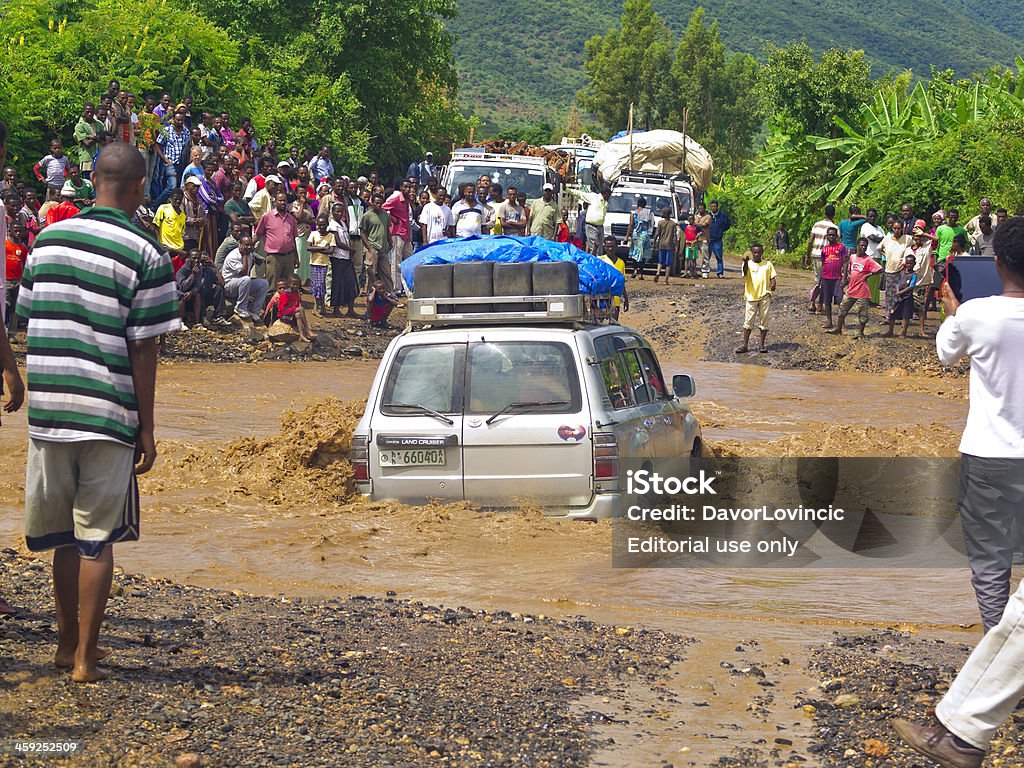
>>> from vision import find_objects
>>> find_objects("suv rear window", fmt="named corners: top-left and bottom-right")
top-left (465, 341), bottom-right (581, 414)
top-left (381, 344), bottom-right (464, 415)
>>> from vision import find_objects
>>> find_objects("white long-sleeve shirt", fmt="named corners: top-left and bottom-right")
top-left (936, 295), bottom-right (1024, 457)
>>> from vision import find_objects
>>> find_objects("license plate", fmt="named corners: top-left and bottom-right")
top-left (379, 448), bottom-right (446, 467)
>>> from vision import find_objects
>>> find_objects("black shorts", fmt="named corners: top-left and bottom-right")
top-left (820, 277), bottom-right (842, 307)
top-left (893, 296), bottom-right (914, 321)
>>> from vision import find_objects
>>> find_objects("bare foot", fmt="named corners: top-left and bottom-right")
top-left (881, 331), bottom-right (894, 338)
top-left (734, 346), bottom-right (749, 354)
top-left (56, 646), bottom-right (112, 669)
top-left (71, 664), bottom-right (108, 683)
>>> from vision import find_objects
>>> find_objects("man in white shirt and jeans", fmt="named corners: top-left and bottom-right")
top-left (894, 215), bottom-right (1024, 768)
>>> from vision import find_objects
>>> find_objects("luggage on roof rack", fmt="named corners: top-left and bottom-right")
top-left (409, 261), bottom-right (618, 325)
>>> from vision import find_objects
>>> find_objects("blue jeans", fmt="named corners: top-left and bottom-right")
top-left (710, 240), bottom-right (724, 275)
top-left (162, 162), bottom-right (179, 192)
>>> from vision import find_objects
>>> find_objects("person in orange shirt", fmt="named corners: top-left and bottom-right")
top-left (45, 183), bottom-right (80, 227)
top-left (5, 222), bottom-right (26, 333)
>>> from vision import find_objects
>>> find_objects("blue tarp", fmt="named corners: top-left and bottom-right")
top-left (608, 129), bottom-right (647, 141)
top-left (402, 235), bottom-right (626, 297)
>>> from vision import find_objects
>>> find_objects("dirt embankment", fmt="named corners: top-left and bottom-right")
top-left (8, 298), bottom-right (407, 364)
top-left (628, 264), bottom-right (969, 378)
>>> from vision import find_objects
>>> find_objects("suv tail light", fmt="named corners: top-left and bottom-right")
top-left (593, 432), bottom-right (619, 481)
top-left (350, 435), bottom-right (369, 482)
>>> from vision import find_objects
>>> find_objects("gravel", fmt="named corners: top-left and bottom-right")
top-left (801, 629), bottom-right (1024, 767)
top-left (0, 551), bottom-right (690, 767)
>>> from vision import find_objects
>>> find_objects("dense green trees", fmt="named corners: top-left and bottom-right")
top-left (0, 0), bottom-right (469, 174)
top-left (579, 4), bottom-right (762, 175)
top-left (729, 55), bottom-right (1024, 259)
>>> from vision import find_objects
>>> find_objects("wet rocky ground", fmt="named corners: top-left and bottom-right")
top-left (630, 265), bottom-right (969, 377)
top-left (0, 550), bottom-right (689, 768)
top-left (802, 629), bottom-right (1024, 768)
top-left (7, 258), bottom-right (969, 377)
top-left (7, 297), bottom-right (407, 364)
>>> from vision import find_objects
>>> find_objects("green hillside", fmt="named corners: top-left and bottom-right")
top-left (448, 0), bottom-right (1024, 133)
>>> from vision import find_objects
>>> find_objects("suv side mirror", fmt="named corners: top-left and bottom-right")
top-left (672, 374), bottom-right (696, 398)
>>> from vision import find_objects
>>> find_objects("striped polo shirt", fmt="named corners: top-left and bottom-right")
top-left (16, 206), bottom-right (181, 446)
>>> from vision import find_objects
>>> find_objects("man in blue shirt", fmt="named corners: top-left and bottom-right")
top-left (839, 204), bottom-right (866, 250)
top-left (406, 152), bottom-right (436, 190)
top-left (307, 146), bottom-right (334, 184)
top-left (708, 200), bottom-right (732, 278)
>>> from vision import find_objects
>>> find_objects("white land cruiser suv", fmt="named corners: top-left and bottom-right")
top-left (350, 262), bottom-right (701, 519)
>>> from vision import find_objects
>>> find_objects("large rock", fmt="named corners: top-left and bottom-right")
top-left (267, 320), bottom-right (299, 344)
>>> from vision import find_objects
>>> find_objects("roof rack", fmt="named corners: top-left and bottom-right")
top-left (407, 294), bottom-right (619, 326)
top-left (449, 150), bottom-right (550, 165)
top-left (616, 171), bottom-right (693, 186)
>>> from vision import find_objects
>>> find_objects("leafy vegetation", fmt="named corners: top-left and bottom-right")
top-left (447, 0), bottom-right (1024, 135)
top-left (728, 55), bottom-right (1024, 253)
top-left (577, 4), bottom-right (760, 175)
top-left (0, 0), bottom-right (471, 175)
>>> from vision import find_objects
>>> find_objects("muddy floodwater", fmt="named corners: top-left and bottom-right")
top-left (0, 352), bottom-right (980, 766)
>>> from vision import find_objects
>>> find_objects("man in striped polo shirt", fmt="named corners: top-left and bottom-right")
top-left (16, 142), bottom-right (180, 683)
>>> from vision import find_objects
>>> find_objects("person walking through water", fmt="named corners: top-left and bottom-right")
top-left (894, 215), bottom-right (1024, 768)
top-left (628, 196), bottom-right (653, 279)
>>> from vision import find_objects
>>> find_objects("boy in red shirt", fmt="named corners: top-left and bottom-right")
top-left (827, 236), bottom-right (882, 338)
top-left (5, 222), bottom-right (26, 333)
top-left (683, 218), bottom-right (702, 277)
top-left (819, 226), bottom-right (847, 329)
top-left (366, 279), bottom-right (399, 328)
top-left (264, 276), bottom-right (314, 342)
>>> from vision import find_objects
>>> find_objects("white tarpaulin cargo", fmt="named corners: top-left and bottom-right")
top-left (593, 130), bottom-right (713, 190)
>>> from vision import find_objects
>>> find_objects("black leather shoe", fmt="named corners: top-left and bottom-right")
top-left (893, 718), bottom-right (985, 768)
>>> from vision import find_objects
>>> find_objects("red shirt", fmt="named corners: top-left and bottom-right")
top-left (382, 191), bottom-right (411, 240)
top-left (269, 289), bottom-right (300, 317)
top-left (254, 209), bottom-right (298, 254)
top-left (45, 201), bottom-right (79, 227)
top-left (821, 242), bottom-right (847, 280)
top-left (171, 254), bottom-right (186, 274)
top-left (846, 254), bottom-right (882, 299)
top-left (5, 240), bottom-right (26, 281)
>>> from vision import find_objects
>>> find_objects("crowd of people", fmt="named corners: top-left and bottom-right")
top-left (1, 79), bottom-right (480, 338)
top-left (799, 200), bottom-right (999, 339)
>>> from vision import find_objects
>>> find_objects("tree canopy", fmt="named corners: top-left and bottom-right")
top-left (0, 0), bottom-right (470, 174)
top-left (578, 4), bottom-right (762, 175)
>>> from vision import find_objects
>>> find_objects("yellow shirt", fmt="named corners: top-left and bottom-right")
top-left (153, 203), bottom-right (185, 252)
top-left (307, 230), bottom-right (335, 267)
top-left (598, 253), bottom-right (627, 307)
top-left (743, 259), bottom-right (776, 302)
